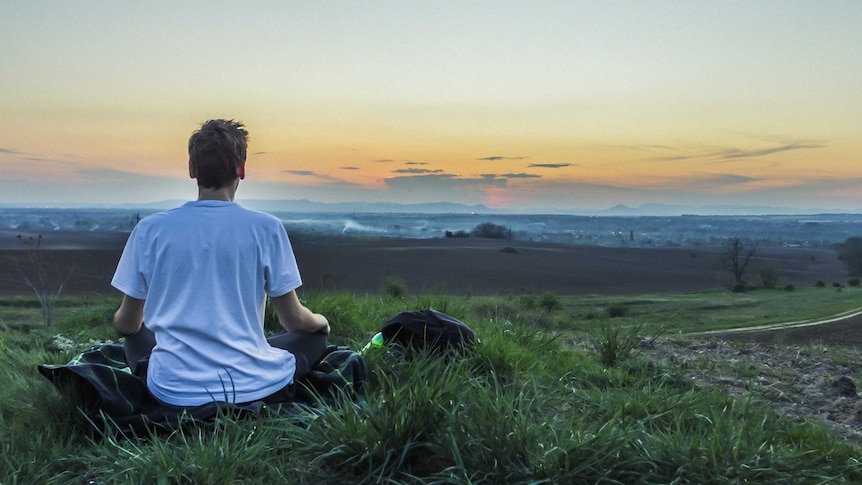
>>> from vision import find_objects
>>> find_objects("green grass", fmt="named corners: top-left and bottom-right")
top-left (2, 289), bottom-right (862, 483)
top-left (557, 286), bottom-right (862, 335)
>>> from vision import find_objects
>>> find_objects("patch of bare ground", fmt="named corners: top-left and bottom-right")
top-left (295, 238), bottom-right (847, 296)
top-left (637, 335), bottom-right (862, 444)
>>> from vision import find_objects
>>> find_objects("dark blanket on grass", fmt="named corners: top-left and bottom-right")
top-left (38, 344), bottom-right (367, 437)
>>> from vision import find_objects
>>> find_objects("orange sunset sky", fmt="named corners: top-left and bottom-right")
top-left (1, 2), bottom-right (860, 213)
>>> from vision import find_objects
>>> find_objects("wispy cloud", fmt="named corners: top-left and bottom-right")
top-left (404, 161), bottom-right (429, 165)
top-left (477, 156), bottom-right (527, 161)
top-left (528, 163), bottom-right (574, 169)
top-left (658, 142), bottom-right (826, 162)
top-left (372, 159), bottom-right (394, 163)
top-left (697, 173), bottom-right (760, 185)
top-left (384, 173), bottom-right (508, 190)
top-left (635, 172), bottom-right (763, 192)
top-left (392, 168), bottom-right (445, 174)
top-left (716, 144), bottom-right (825, 160)
top-left (340, 166), bottom-right (359, 170)
top-left (281, 169), bottom-right (360, 187)
top-left (504, 173), bottom-right (540, 179)
top-left (382, 172), bottom-right (546, 201)
top-left (19, 156), bottom-right (80, 164)
top-left (253, 151), bottom-right (267, 155)
top-left (72, 167), bottom-right (141, 184)
top-left (660, 154), bottom-right (703, 161)
top-left (603, 144), bottom-right (679, 153)
top-left (0, 149), bottom-right (82, 167)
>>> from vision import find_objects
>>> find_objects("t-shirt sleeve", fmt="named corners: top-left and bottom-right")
top-left (111, 226), bottom-right (149, 299)
top-left (265, 222), bottom-right (303, 297)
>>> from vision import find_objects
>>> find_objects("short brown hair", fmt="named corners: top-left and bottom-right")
top-left (188, 119), bottom-right (249, 189)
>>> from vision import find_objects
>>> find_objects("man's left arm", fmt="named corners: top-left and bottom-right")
top-left (270, 290), bottom-right (330, 335)
top-left (113, 295), bottom-right (145, 336)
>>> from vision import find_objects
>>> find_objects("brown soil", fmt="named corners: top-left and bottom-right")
top-left (0, 234), bottom-right (847, 298)
top-left (292, 238), bottom-right (845, 296)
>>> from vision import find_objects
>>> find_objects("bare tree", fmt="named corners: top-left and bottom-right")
top-left (724, 236), bottom-right (757, 284)
top-left (15, 234), bottom-right (74, 327)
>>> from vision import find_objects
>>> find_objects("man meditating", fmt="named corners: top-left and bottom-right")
top-left (111, 119), bottom-right (329, 407)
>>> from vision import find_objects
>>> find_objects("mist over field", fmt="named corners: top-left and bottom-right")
top-left (1, 207), bottom-right (861, 250)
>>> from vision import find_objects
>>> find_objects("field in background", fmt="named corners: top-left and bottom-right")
top-left (0, 236), bottom-right (850, 297)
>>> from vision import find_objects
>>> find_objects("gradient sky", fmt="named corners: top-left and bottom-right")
top-left (1, 1), bottom-right (860, 212)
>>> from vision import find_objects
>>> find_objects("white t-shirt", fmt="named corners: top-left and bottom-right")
top-left (111, 200), bottom-right (302, 406)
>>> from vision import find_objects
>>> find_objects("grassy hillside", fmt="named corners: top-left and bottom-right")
top-left (2, 288), bottom-right (862, 483)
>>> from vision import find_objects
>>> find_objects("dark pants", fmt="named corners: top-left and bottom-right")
top-left (124, 323), bottom-right (328, 404)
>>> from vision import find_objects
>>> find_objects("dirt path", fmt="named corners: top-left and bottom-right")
top-left (687, 307), bottom-right (862, 347)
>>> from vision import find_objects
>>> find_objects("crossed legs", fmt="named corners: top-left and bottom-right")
top-left (123, 323), bottom-right (328, 382)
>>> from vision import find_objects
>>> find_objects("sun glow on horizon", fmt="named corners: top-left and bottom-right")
top-left (1, 2), bottom-right (860, 212)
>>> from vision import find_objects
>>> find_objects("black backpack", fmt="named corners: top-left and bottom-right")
top-left (380, 309), bottom-right (476, 354)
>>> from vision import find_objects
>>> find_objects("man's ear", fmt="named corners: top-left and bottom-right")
top-left (188, 160), bottom-right (196, 179)
top-left (237, 161), bottom-right (246, 180)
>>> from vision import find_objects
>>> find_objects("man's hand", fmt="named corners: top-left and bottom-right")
top-left (270, 291), bottom-right (330, 334)
top-left (113, 295), bottom-right (145, 336)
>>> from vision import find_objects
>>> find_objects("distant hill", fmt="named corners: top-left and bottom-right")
top-left (0, 199), bottom-right (497, 214)
top-left (240, 199), bottom-right (498, 214)
top-left (237, 200), bottom-right (861, 217)
top-left (1, 199), bottom-right (859, 216)
top-left (589, 203), bottom-right (862, 217)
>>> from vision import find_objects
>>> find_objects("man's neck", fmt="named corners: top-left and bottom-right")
top-left (197, 183), bottom-right (237, 202)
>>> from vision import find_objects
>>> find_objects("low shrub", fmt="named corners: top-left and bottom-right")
top-left (606, 302), bottom-right (629, 318)
top-left (57, 300), bottom-right (118, 330)
top-left (383, 276), bottom-right (408, 299)
top-left (471, 299), bottom-right (521, 321)
top-left (519, 293), bottom-right (537, 310)
top-left (759, 267), bottom-right (779, 289)
top-left (586, 321), bottom-right (648, 367)
top-left (538, 291), bottom-right (561, 312)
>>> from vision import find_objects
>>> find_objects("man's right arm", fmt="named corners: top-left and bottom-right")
top-left (113, 295), bottom-right (145, 336)
top-left (270, 290), bottom-right (330, 335)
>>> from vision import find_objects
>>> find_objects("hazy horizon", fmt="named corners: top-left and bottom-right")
top-left (2, 2), bottom-right (860, 213)
top-left (2, 198), bottom-right (861, 218)
top-left (3, 206), bottom-right (860, 250)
